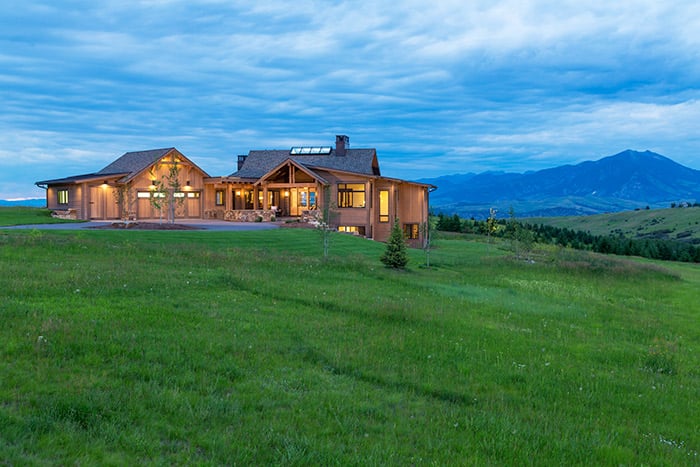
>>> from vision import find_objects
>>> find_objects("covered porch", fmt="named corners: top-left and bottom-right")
top-left (206, 159), bottom-right (326, 221)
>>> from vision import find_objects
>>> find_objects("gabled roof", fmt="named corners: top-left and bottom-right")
top-left (232, 148), bottom-right (380, 179)
top-left (97, 148), bottom-right (175, 176)
top-left (256, 158), bottom-right (330, 186)
top-left (36, 147), bottom-right (210, 187)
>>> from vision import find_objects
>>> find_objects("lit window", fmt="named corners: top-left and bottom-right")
top-left (174, 192), bottom-right (185, 198)
top-left (403, 223), bottom-right (419, 239)
top-left (57, 189), bottom-right (69, 205)
top-left (337, 183), bottom-right (365, 208)
top-left (338, 225), bottom-right (366, 236)
top-left (215, 190), bottom-right (225, 206)
top-left (137, 191), bottom-right (151, 198)
top-left (379, 190), bottom-right (389, 222)
top-left (187, 192), bottom-right (200, 199)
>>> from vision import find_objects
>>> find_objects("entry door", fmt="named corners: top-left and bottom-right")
top-left (186, 192), bottom-right (201, 218)
top-left (89, 187), bottom-right (104, 219)
top-left (90, 186), bottom-right (119, 219)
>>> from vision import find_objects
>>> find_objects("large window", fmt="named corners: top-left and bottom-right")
top-left (57, 189), bottom-right (69, 205)
top-left (379, 190), bottom-right (389, 222)
top-left (215, 190), bottom-right (225, 206)
top-left (337, 183), bottom-right (365, 208)
top-left (298, 188), bottom-right (317, 209)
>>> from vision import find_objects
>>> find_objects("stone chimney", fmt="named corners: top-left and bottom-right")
top-left (335, 135), bottom-right (349, 156)
top-left (237, 155), bottom-right (247, 170)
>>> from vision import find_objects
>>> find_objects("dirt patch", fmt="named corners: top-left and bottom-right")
top-left (90, 222), bottom-right (202, 230)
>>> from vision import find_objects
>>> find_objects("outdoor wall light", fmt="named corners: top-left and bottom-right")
top-left (236, 191), bottom-right (241, 196)
top-left (284, 191), bottom-right (290, 197)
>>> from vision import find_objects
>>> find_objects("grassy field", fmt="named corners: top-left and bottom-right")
top-left (1, 214), bottom-right (699, 464)
top-left (529, 206), bottom-right (700, 243)
top-left (0, 207), bottom-right (83, 227)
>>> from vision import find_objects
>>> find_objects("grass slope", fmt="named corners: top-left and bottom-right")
top-left (1, 226), bottom-right (699, 465)
top-left (529, 207), bottom-right (700, 243)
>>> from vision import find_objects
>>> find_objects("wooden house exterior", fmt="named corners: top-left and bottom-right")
top-left (36, 148), bottom-right (209, 222)
top-left (36, 136), bottom-right (435, 245)
top-left (210, 135), bottom-right (435, 244)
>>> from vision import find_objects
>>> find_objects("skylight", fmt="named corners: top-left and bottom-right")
top-left (290, 146), bottom-right (332, 155)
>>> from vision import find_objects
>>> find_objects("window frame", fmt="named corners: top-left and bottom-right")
top-left (379, 189), bottom-right (389, 222)
top-left (57, 189), bottom-right (69, 205)
top-left (337, 183), bottom-right (366, 208)
top-left (403, 223), bottom-right (419, 240)
top-left (215, 190), bottom-right (225, 206)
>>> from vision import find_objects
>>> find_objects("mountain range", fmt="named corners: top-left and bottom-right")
top-left (0, 198), bottom-right (45, 207)
top-left (420, 150), bottom-right (700, 219)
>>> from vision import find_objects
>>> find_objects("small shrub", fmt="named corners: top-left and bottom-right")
top-left (380, 219), bottom-right (408, 269)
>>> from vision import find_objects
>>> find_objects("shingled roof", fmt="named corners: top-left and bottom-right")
top-left (35, 172), bottom-right (125, 186)
top-left (231, 148), bottom-right (380, 179)
top-left (96, 148), bottom-right (176, 177)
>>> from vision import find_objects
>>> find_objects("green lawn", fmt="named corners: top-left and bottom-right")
top-left (1, 224), bottom-right (698, 465)
top-left (0, 207), bottom-right (83, 227)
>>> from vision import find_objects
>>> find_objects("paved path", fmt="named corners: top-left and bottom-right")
top-left (1, 219), bottom-right (280, 231)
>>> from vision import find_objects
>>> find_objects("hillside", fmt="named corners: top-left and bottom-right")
top-left (422, 150), bottom-right (700, 218)
top-left (529, 206), bottom-right (700, 244)
top-left (1, 226), bottom-right (699, 464)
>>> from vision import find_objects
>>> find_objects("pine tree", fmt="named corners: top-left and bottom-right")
top-left (380, 219), bottom-right (409, 269)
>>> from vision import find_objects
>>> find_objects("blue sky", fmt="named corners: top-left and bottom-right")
top-left (2, 1), bottom-right (699, 199)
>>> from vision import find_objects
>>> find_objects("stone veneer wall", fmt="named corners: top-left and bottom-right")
top-left (51, 208), bottom-right (78, 220)
top-left (224, 209), bottom-right (276, 222)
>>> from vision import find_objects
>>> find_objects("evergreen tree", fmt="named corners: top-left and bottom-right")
top-left (381, 219), bottom-right (409, 269)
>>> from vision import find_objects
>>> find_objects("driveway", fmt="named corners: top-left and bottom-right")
top-left (1, 219), bottom-right (280, 231)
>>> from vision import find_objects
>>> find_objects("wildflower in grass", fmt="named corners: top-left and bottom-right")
top-left (644, 337), bottom-right (678, 375)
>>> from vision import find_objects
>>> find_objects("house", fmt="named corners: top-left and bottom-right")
top-left (36, 136), bottom-right (435, 244)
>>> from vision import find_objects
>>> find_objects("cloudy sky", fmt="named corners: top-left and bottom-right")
top-left (2, 1), bottom-right (699, 199)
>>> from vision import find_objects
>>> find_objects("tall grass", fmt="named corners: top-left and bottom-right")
top-left (1, 228), bottom-right (698, 465)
